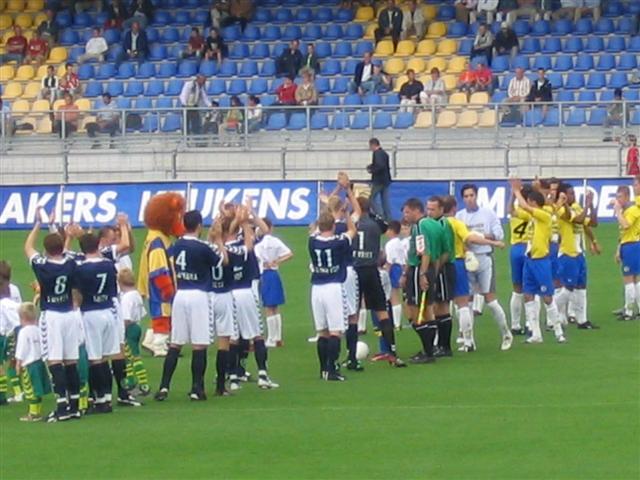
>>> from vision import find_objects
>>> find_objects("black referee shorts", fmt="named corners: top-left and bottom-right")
top-left (405, 264), bottom-right (437, 306)
top-left (435, 262), bottom-right (456, 303)
top-left (355, 265), bottom-right (387, 313)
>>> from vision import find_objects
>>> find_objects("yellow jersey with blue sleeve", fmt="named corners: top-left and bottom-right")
top-left (558, 203), bottom-right (590, 257)
top-left (510, 207), bottom-right (531, 245)
top-left (527, 207), bottom-right (553, 259)
top-left (543, 204), bottom-right (560, 243)
top-left (447, 217), bottom-right (472, 260)
top-left (619, 204), bottom-right (640, 244)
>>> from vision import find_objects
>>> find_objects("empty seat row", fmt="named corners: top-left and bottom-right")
top-left (501, 106), bottom-right (640, 127)
top-left (491, 53), bottom-right (638, 73)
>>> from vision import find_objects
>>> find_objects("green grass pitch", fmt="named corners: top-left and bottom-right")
top-left (0, 225), bottom-right (638, 480)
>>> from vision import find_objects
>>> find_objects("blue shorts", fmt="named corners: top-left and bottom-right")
top-left (557, 254), bottom-right (587, 288)
top-left (621, 242), bottom-right (640, 276)
top-left (523, 256), bottom-right (554, 297)
top-left (389, 264), bottom-right (403, 289)
top-left (549, 242), bottom-right (559, 281)
top-left (454, 258), bottom-right (470, 298)
top-left (510, 243), bottom-right (527, 287)
top-left (260, 270), bottom-right (285, 307)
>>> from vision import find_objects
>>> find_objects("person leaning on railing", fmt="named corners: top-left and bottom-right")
top-left (53, 92), bottom-right (80, 139)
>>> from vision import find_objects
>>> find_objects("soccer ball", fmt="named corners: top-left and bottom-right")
top-left (356, 341), bottom-right (370, 361)
top-left (465, 251), bottom-right (480, 272)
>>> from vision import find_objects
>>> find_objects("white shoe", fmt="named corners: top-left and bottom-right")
top-left (229, 381), bottom-right (242, 391)
top-left (265, 340), bottom-right (276, 348)
top-left (500, 334), bottom-right (513, 351)
top-left (556, 335), bottom-right (567, 344)
top-left (258, 375), bottom-right (279, 389)
top-left (455, 335), bottom-right (464, 345)
top-left (525, 336), bottom-right (543, 344)
top-left (8, 392), bottom-right (24, 403)
top-left (238, 372), bottom-right (251, 383)
top-left (307, 335), bottom-right (319, 343)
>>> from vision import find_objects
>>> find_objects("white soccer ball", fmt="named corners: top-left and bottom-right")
top-left (465, 251), bottom-right (480, 272)
top-left (356, 341), bottom-right (370, 361)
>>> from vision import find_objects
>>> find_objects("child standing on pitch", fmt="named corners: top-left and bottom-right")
top-left (255, 218), bottom-right (293, 348)
top-left (15, 302), bottom-right (52, 422)
top-left (384, 221), bottom-right (406, 330)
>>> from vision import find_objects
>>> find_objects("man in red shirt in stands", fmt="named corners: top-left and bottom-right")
top-left (25, 30), bottom-right (49, 67)
top-left (457, 63), bottom-right (476, 98)
top-left (59, 63), bottom-right (80, 97)
top-left (0, 25), bottom-right (27, 64)
top-left (181, 27), bottom-right (205, 59)
top-left (627, 135), bottom-right (639, 176)
top-left (275, 75), bottom-right (297, 120)
top-left (474, 60), bottom-right (494, 95)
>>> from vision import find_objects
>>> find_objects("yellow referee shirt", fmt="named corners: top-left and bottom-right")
top-left (527, 208), bottom-right (553, 259)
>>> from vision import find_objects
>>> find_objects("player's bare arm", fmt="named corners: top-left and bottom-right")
top-left (24, 207), bottom-right (43, 259)
top-left (114, 213), bottom-right (131, 255)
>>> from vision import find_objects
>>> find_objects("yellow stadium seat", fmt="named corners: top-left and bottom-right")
top-left (0, 0), bottom-right (6, 10)
top-left (384, 57), bottom-right (405, 75)
top-left (0, 14), bottom-right (13, 29)
top-left (14, 13), bottom-right (32, 28)
top-left (442, 74), bottom-right (458, 91)
top-left (15, 64), bottom-right (35, 80)
top-left (2, 30), bottom-right (15, 44)
top-left (364, 23), bottom-right (377, 39)
top-left (416, 39), bottom-right (436, 55)
top-left (23, 29), bottom-right (34, 40)
top-left (0, 64), bottom-right (15, 81)
top-left (36, 115), bottom-right (52, 133)
top-left (47, 46), bottom-right (68, 64)
top-left (406, 57), bottom-right (426, 74)
top-left (478, 109), bottom-right (497, 127)
top-left (469, 91), bottom-right (489, 109)
top-left (11, 99), bottom-right (30, 114)
top-left (422, 5), bottom-right (437, 22)
top-left (75, 98), bottom-right (91, 111)
top-left (35, 64), bottom-right (49, 79)
top-left (437, 39), bottom-right (458, 56)
top-left (22, 81), bottom-right (40, 99)
top-left (457, 110), bottom-right (479, 128)
top-left (78, 115), bottom-right (95, 133)
top-left (393, 74), bottom-right (408, 92)
top-left (374, 40), bottom-right (394, 56)
top-left (395, 40), bottom-right (415, 57)
top-left (418, 74), bottom-right (430, 85)
top-left (3, 83), bottom-right (23, 99)
top-left (355, 6), bottom-right (374, 22)
top-left (34, 12), bottom-right (47, 25)
top-left (427, 22), bottom-right (447, 38)
top-left (16, 116), bottom-right (36, 133)
top-left (52, 98), bottom-right (65, 110)
top-left (447, 56), bottom-right (467, 74)
top-left (32, 99), bottom-right (51, 114)
top-left (56, 64), bottom-right (67, 77)
top-left (427, 57), bottom-right (447, 72)
top-left (24, 0), bottom-right (44, 11)
top-left (448, 92), bottom-right (468, 107)
top-left (436, 110), bottom-right (457, 128)
top-left (6, 0), bottom-right (24, 11)
top-left (414, 111), bottom-right (433, 128)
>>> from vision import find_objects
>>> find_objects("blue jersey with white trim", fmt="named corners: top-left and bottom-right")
top-left (227, 239), bottom-right (259, 290)
top-left (30, 254), bottom-right (76, 312)
top-left (212, 245), bottom-right (246, 293)
top-left (309, 233), bottom-right (352, 285)
top-left (74, 258), bottom-right (118, 312)
top-left (334, 221), bottom-right (353, 266)
top-left (169, 236), bottom-right (223, 292)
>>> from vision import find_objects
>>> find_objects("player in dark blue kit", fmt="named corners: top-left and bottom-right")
top-left (155, 211), bottom-right (227, 401)
top-left (24, 209), bottom-right (81, 422)
top-left (309, 211), bottom-right (357, 381)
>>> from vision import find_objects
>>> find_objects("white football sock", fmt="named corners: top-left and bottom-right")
top-left (473, 294), bottom-right (484, 313)
top-left (487, 299), bottom-right (509, 336)
top-left (554, 287), bottom-right (571, 325)
top-left (624, 283), bottom-right (636, 316)
top-left (635, 282), bottom-right (640, 314)
top-left (509, 292), bottom-right (524, 330)
top-left (575, 289), bottom-right (587, 325)
top-left (265, 315), bottom-right (278, 345)
top-left (274, 314), bottom-right (282, 343)
top-left (525, 301), bottom-right (542, 339)
top-left (358, 310), bottom-right (368, 332)
top-left (458, 306), bottom-right (473, 346)
top-left (392, 304), bottom-right (402, 329)
top-left (567, 291), bottom-right (577, 320)
top-left (545, 301), bottom-right (563, 338)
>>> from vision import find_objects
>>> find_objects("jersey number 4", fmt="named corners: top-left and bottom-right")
top-left (513, 221), bottom-right (528, 239)
top-left (175, 250), bottom-right (187, 271)
top-left (314, 249), bottom-right (334, 268)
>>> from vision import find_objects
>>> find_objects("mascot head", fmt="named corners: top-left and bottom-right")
top-left (144, 192), bottom-right (186, 237)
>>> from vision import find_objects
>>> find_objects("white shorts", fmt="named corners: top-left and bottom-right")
top-left (40, 310), bottom-right (80, 362)
top-left (312, 283), bottom-right (347, 333)
top-left (112, 298), bottom-right (125, 345)
top-left (343, 266), bottom-right (359, 317)
top-left (251, 279), bottom-right (260, 302)
top-left (171, 289), bottom-right (213, 346)
top-left (467, 253), bottom-right (496, 295)
top-left (232, 288), bottom-right (263, 340)
top-left (82, 308), bottom-right (120, 361)
top-left (211, 291), bottom-right (238, 339)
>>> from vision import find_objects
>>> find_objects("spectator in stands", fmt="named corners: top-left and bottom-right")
top-left (75, 0), bottom-right (103, 14)
top-left (87, 92), bottom-right (120, 148)
top-left (575, 0), bottom-right (601, 22)
top-left (276, 40), bottom-right (303, 79)
top-left (123, 0), bottom-right (154, 30)
top-left (295, 71), bottom-right (318, 107)
top-left (203, 100), bottom-right (222, 136)
top-left (122, 21), bottom-right (149, 63)
top-left (552, 0), bottom-right (577, 20)
top-left (474, 60), bottom-right (494, 94)
top-left (399, 69), bottom-right (423, 113)
top-left (631, 71), bottom-right (640, 86)
top-left (204, 28), bottom-right (225, 63)
top-left (25, 31), bottom-right (49, 68)
top-left (457, 63), bottom-right (477, 96)
top-left (626, 135), bottom-right (639, 175)
top-left (224, 96), bottom-right (244, 137)
top-left (349, 51), bottom-right (374, 95)
top-left (470, 23), bottom-right (493, 65)
top-left (275, 76), bottom-right (298, 110)
top-left (506, 67), bottom-right (530, 103)
top-left (221, 0), bottom-right (254, 32)
top-left (420, 67), bottom-right (446, 107)
top-left (39, 65), bottom-right (59, 106)
top-left (367, 137), bottom-right (392, 220)
top-left (78, 27), bottom-right (109, 63)
top-left (526, 68), bottom-right (552, 118)
top-left (370, 64), bottom-right (391, 93)
top-left (59, 63), bottom-right (80, 98)
top-left (179, 74), bottom-right (212, 136)
top-left (455, 0), bottom-right (479, 24)
top-left (477, 0), bottom-right (499, 24)
top-left (493, 21), bottom-right (519, 58)
top-left (106, 0), bottom-right (128, 29)
top-left (506, 0), bottom-right (539, 24)
top-left (182, 27), bottom-right (206, 59)
top-left (247, 95), bottom-right (263, 133)
top-left (603, 88), bottom-right (628, 140)
top-left (210, 1), bottom-right (230, 30)
top-left (37, 9), bottom-right (59, 46)
top-left (375, 0), bottom-right (403, 51)
top-left (54, 92), bottom-right (79, 139)
top-left (301, 44), bottom-right (320, 77)
top-left (401, 0), bottom-right (426, 40)
top-left (0, 26), bottom-right (27, 64)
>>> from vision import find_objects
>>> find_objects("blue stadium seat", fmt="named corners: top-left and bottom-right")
top-left (302, 24), bottom-right (322, 40)
top-left (631, 110), bottom-right (640, 126)
top-left (272, 43), bottom-right (287, 58)
top-left (266, 113), bottom-right (287, 130)
top-left (55, 11), bottom-right (72, 28)
top-left (336, 8), bottom-right (354, 22)
top-left (315, 77), bottom-right (330, 94)
top-left (68, 46), bottom-right (84, 63)
top-left (491, 55), bottom-right (509, 72)
top-left (394, 112), bottom-right (414, 129)
top-left (593, 18), bottom-right (614, 34)
top-left (630, 37), bottom-right (640, 53)
top-left (624, 90), bottom-right (639, 101)
top-left (274, 8), bottom-right (293, 23)
top-left (556, 90), bottom-right (574, 103)
top-left (531, 20), bottom-right (550, 36)
top-left (596, 54), bottom-right (615, 71)
top-left (78, 63), bottom-right (95, 80)
top-left (575, 19), bottom-right (592, 34)
top-left (320, 94), bottom-right (340, 111)
top-left (331, 112), bottom-right (350, 129)
top-left (161, 113), bottom-right (182, 132)
top-left (124, 80), bottom-right (144, 97)
top-left (616, 17), bottom-right (634, 34)
top-left (157, 97), bottom-right (174, 109)
top-left (250, 43), bottom-right (270, 59)
top-left (150, 44), bottom-right (168, 61)
top-left (207, 78), bottom-right (226, 95)
top-left (228, 79), bottom-right (247, 95)
top-left (135, 97), bottom-right (153, 110)
top-left (157, 62), bottom-right (177, 78)
top-left (324, 24), bottom-right (344, 41)
top-left (81, 29), bottom-right (93, 43)
top-left (334, 42), bottom-right (353, 58)
top-left (254, 9), bottom-right (271, 23)
top-left (547, 72), bottom-right (563, 89)
top-left (242, 25), bottom-right (261, 41)
top-left (586, 73), bottom-right (606, 89)
top-left (282, 25), bottom-right (302, 41)
top-left (59, 29), bottom-right (79, 45)
top-left (542, 37), bottom-right (561, 54)
top-left (167, 45), bottom-right (183, 60)
top-left (554, 55), bottom-right (573, 72)
top-left (218, 61), bottom-right (238, 77)
top-left (135, 62), bottom-right (156, 79)
top-left (229, 43), bottom-right (250, 60)
top-left (574, 54), bottom-right (594, 71)
top-left (565, 73), bottom-right (585, 89)
top-left (260, 94), bottom-right (276, 106)
top-left (238, 61), bottom-right (258, 77)
top-left (145, 79), bottom-right (164, 96)
top-left (287, 112), bottom-right (308, 130)
top-left (344, 24), bottom-right (364, 40)
top-left (512, 20), bottom-right (530, 36)
top-left (448, 21), bottom-right (467, 38)
top-left (342, 59), bottom-right (359, 76)
top-left (363, 94), bottom-right (382, 106)
top-left (116, 97), bottom-right (131, 109)
top-left (142, 115), bottom-right (159, 132)
top-left (107, 81), bottom-right (124, 97)
top-left (315, 42), bottom-right (332, 58)
top-left (584, 37), bottom-right (604, 53)
top-left (84, 81), bottom-right (103, 97)
top-left (198, 60), bottom-right (217, 76)
top-left (437, 4), bottom-right (455, 20)
top-left (116, 62), bottom-right (136, 79)
top-left (599, 90), bottom-right (615, 102)
top-left (383, 93), bottom-right (400, 110)
top-left (217, 96), bottom-right (230, 107)
top-left (606, 36), bottom-right (626, 53)
top-left (146, 28), bottom-right (159, 43)
top-left (103, 28), bottom-right (120, 44)
top-left (618, 54), bottom-right (638, 71)
top-left (577, 90), bottom-right (597, 104)
top-left (587, 108), bottom-right (607, 125)
top-left (523, 108), bottom-right (543, 126)
top-left (263, 25), bottom-right (281, 41)
top-left (295, 7), bottom-right (312, 22)
top-left (221, 25), bottom-right (241, 41)
top-left (174, 11), bottom-right (191, 25)
top-left (161, 27), bottom-right (179, 43)
top-left (252, 60), bottom-right (272, 78)
top-left (95, 63), bottom-right (116, 80)
top-left (564, 37), bottom-right (583, 54)
top-left (542, 108), bottom-right (560, 127)
top-left (552, 19), bottom-right (572, 35)
top-left (373, 112), bottom-right (392, 129)
top-left (609, 72), bottom-right (628, 89)
top-left (314, 7), bottom-right (333, 22)
top-left (153, 11), bottom-right (173, 26)
top-left (500, 75), bottom-right (514, 90)
top-left (343, 93), bottom-right (362, 110)
top-left (604, 1), bottom-right (624, 17)
top-left (269, 78), bottom-right (284, 94)
top-left (565, 108), bottom-right (585, 126)
top-left (321, 59), bottom-right (341, 76)
top-left (350, 112), bottom-right (370, 129)
top-left (511, 55), bottom-right (529, 70)
top-left (73, 12), bottom-right (92, 27)
top-left (193, 10), bottom-right (209, 24)
top-left (331, 77), bottom-right (349, 94)
top-left (249, 78), bottom-right (268, 95)
top-left (355, 41), bottom-right (374, 57)
top-left (532, 55), bottom-right (552, 71)
top-left (166, 79), bottom-right (184, 96)
top-left (491, 91), bottom-right (506, 103)
top-left (310, 112), bottom-right (329, 130)
top-left (521, 38), bottom-right (540, 54)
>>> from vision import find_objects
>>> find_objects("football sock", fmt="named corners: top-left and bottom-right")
top-left (29, 400), bottom-right (42, 417)
top-left (79, 382), bottom-right (89, 411)
top-left (317, 336), bottom-right (328, 373)
top-left (544, 301), bottom-right (563, 337)
top-left (525, 301), bottom-right (542, 339)
top-left (123, 344), bottom-right (136, 388)
top-left (358, 310), bottom-right (367, 332)
top-left (327, 335), bottom-right (341, 374)
top-left (228, 344), bottom-right (240, 381)
top-left (215, 349), bottom-right (227, 392)
top-left (554, 287), bottom-right (570, 324)
top-left (635, 282), bottom-right (640, 313)
top-left (274, 314), bottom-right (283, 343)
top-left (567, 290), bottom-right (577, 320)
top-left (473, 294), bottom-right (484, 313)
top-left (159, 347), bottom-right (180, 391)
top-left (624, 283), bottom-right (636, 316)
top-left (392, 304), bottom-right (402, 329)
top-left (575, 289), bottom-right (588, 325)
top-left (487, 300), bottom-right (509, 336)
top-left (48, 364), bottom-right (68, 410)
top-left (254, 339), bottom-right (268, 371)
top-left (7, 367), bottom-right (22, 397)
top-left (239, 339), bottom-right (250, 377)
top-left (88, 364), bottom-right (102, 401)
top-left (458, 306), bottom-right (473, 346)
top-left (438, 315), bottom-right (453, 351)
top-left (191, 349), bottom-right (207, 393)
top-left (509, 292), bottom-right (524, 330)
top-left (100, 361), bottom-right (113, 403)
top-left (379, 318), bottom-right (397, 355)
top-left (346, 323), bottom-right (358, 363)
top-left (64, 364), bottom-right (80, 412)
top-left (533, 296), bottom-right (542, 326)
top-left (111, 359), bottom-right (127, 399)
top-left (415, 323), bottom-right (436, 357)
top-left (133, 356), bottom-right (149, 387)
top-left (266, 315), bottom-right (277, 344)
top-left (0, 373), bottom-right (7, 403)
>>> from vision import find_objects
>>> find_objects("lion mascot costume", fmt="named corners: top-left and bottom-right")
top-left (138, 193), bottom-right (185, 357)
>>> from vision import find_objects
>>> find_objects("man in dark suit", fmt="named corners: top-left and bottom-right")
top-left (301, 43), bottom-right (320, 77)
top-left (121, 21), bottom-right (149, 63)
top-left (348, 51), bottom-right (373, 94)
top-left (276, 39), bottom-right (303, 78)
top-left (375, 0), bottom-right (403, 51)
top-left (36, 9), bottom-right (59, 45)
top-left (367, 138), bottom-right (392, 220)
top-left (527, 68), bottom-right (552, 119)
